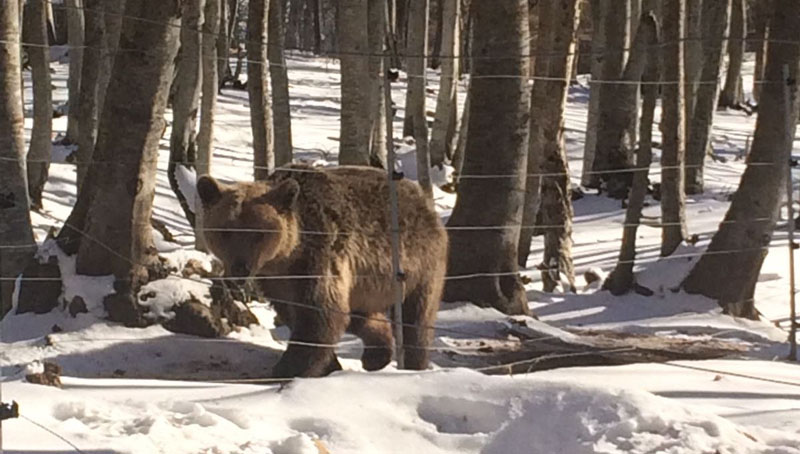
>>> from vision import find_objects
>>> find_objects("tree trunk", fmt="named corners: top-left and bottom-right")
top-left (685, 0), bottom-right (731, 195)
top-left (593, 10), bottom-right (659, 199)
top-left (532, 0), bottom-right (582, 292)
top-left (443, 0), bottom-right (531, 316)
top-left (604, 20), bottom-right (660, 295)
top-left (216, 0), bottom-right (229, 85)
top-left (97, 0), bottom-right (125, 115)
top-left (65, 0), bottom-right (83, 144)
top-left (683, 0), bottom-right (800, 319)
top-left (197, 0), bottom-right (220, 252)
top-left (429, 0), bottom-right (459, 168)
top-left (24, 0), bottom-right (53, 210)
top-left (75, 0), bottom-right (104, 190)
top-left (0, 0), bottom-right (35, 316)
top-left (169, 0), bottom-right (205, 229)
top-left (406, 0), bottom-right (433, 197)
top-left (591, 0), bottom-right (632, 192)
top-left (74, 0), bottom-right (182, 326)
top-left (719, 0), bottom-right (745, 108)
top-left (752, 0), bottom-right (771, 104)
top-left (312, 0), bottom-right (322, 54)
top-left (451, 81), bottom-right (469, 181)
top-left (337, 0), bottom-right (370, 165)
top-left (367, 0), bottom-right (387, 168)
top-left (659, 0), bottom-right (688, 257)
top-left (248, 0), bottom-right (274, 179)
top-left (684, 0), bottom-right (703, 138)
top-left (270, 0), bottom-right (293, 167)
top-left (580, 0), bottom-right (606, 189)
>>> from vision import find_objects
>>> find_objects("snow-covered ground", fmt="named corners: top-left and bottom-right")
top-left (2, 50), bottom-right (800, 453)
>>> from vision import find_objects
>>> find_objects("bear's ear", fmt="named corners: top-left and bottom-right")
top-left (267, 178), bottom-right (300, 212)
top-left (197, 175), bottom-right (222, 207)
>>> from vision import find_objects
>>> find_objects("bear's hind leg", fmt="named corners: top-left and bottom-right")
top-left (402, 283), bottom-right (441, 370)
top-left (348, 312), bottom-right (394, 371)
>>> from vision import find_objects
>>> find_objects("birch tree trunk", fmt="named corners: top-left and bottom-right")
top-left (168, 0), bottom-right (204, 228)
top-left (75, 0), bottom-right (182, 325)
top-left (429, 0), bottom-right (459, 168)
top-left (248, 0), bottom-right (274, 179)
top-left (65, 0), bottom-right (83, 144)
top-left (660, 0), bottom-right (688, 256)
top-left (0, 0), bottom-right (35, 315)
top-left (719, 0), bottom-right (746, 108)
top-left (443, 0), bottom-right (531, 315)
top-left (338, 0), bottom-right (370, 165)
top-left (406, 0), bottom-right (433, 197)
top-left (75, 0), bottom-right (104, 190)
top-left (685, 0), bottom-right (731, 195)
top-left (269, 0), bottom-right (293, 167)
top-left (24, 0), bottom-right (53, 210)
top-left (684, 0), bottom-right (800, 319)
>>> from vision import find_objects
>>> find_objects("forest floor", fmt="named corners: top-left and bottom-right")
top-left (2, 50), bottom-right (800, 453)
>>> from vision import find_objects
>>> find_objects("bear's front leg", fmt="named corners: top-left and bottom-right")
top-left (271, 304), bottom-right (349, 378)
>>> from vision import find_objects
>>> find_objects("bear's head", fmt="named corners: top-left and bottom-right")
top-left (196, 175), bottom-right (300, 278)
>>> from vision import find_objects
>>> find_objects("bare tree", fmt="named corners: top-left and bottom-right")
top-left (429, 0), bottom-right (459, 168)
top-left (65, 0), bottom-right (84, 144)
top-left (75, 0), bottom-right (104, 189)
top-left (338, 0), bottom-right (370, 165)
top-left (248, 0), bottom-right (274, 179)
top-left (97, 0), bottom-right (126, 114)
top-left (24, 0), bottom-right (53, 209)
top-left (685, 0), bottom-right (731, 194)
top-left (660, 0), bottom-right (688, 257)
top-left (270, 0), bottom-right (293, 167)
top-left (73, 0), bottom-right (182, 325)
top-left (684, 0), bottom-right (703, 137)
top-left (0, 0), bottom-right (35, 315)
top-left (367, 0), bottom-right (387, 168)
top-left (169, 0), bottom-right (205, 228)
top-left (406, 0), bottom-right (433, 197)
top-left (604, 13), bottom-right (660, 295)
top-left (443, 0), bottom-right (531, 315)
top-left (752, 0), bottom-right (771, 104)
top-left (684, 0), bottom-right (800, 319)
top-left (719, 0), bottom-right (746, 108)
top-left (197, 0), bottom-right (220, 178)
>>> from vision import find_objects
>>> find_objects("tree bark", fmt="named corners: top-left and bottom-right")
top-left (660, 0), bottom-right (688, 257)
top-left (24, 0), bottom-right (53, 210)
top-left (580, 0), bottom-right (607, 189)
top-left (337, 0), bottom-right (370, 166)
top-left (531, 0), bottom-right (582, 292)
top-left (683, 0), bottom-right (800, 319)
top-left (604, 20), bottom-right (660, 295)
top-left (0, 0), bottom-right (35, 316)
top-left (75, 0), bottom-right (104, 190)
top-left (443, 0), bottom-right (531, 316)
top-left (429, 0), bottom-right (459, 168)
top-left (593, 10), bottom-right (659, 199)
top-left (367, 0), bottom-right (387, 168)
top-left (591, 0), bottom-right (632, 193)
top-left (752, 0), bottom-right (771, 104)
top-left (97, 0), bottom-right (125, 115)
top-left (685, 0), bottom-right (731, 195)
top-left (684, 0), bottom-right (703, 138)
top-left (248, 0), bottom-right (274, 179)
top-left (197, 0), bottom-right (219, 179)
top-left (75, 0), bottom-right (182, 325)
top-left (406, 0), bottom-right (433, 197)
top-left (216, 0), bottom-right (229, 85)
top-left (65, 0), bottom-right (84, 144)
top-left (169, 0), bottom-right (205, 229)
top-left (719, 0), bottom-right (745, 108)
top-left (269, 0), bottom-right (293, 167)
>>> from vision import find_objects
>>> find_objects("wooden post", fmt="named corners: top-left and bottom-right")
top-left (784, 64), bottom-right (797, 361)
top-left (384, 3), bottom-right (405, 369)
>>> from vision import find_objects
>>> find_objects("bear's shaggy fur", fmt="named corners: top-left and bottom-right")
top-left (197, 165), bottom-right (448, 378)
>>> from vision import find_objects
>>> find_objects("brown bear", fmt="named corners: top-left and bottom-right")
top-left (197, 164), bottom-right (447, 378)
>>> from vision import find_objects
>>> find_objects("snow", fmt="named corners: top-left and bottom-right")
top-left (3, 51), bottom-right (800, 453)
